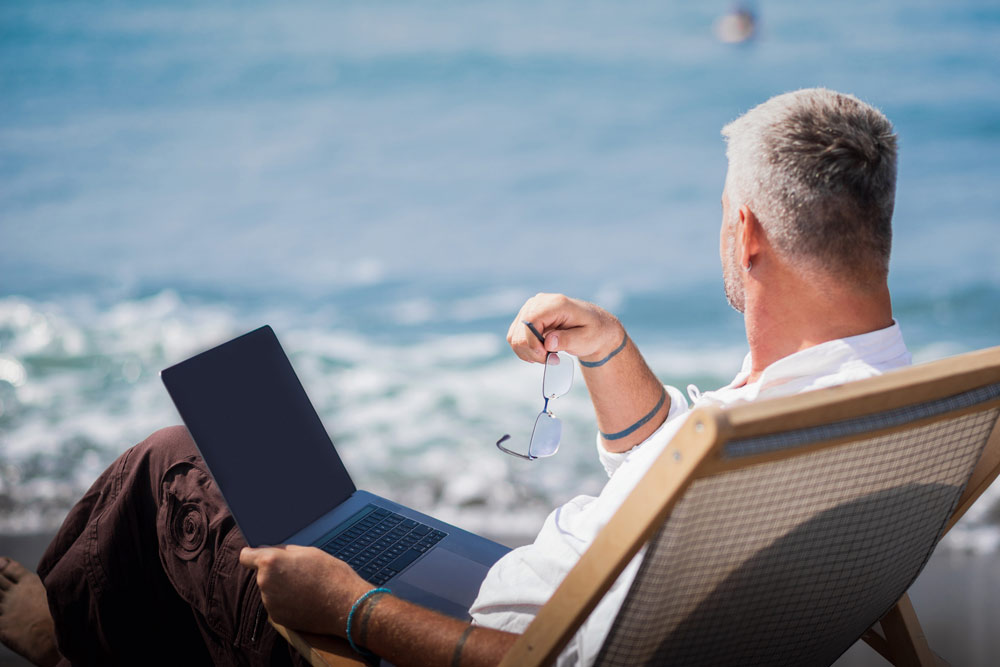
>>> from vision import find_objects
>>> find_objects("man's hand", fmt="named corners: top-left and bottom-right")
top-left (507, 293), bottom-right (624, 364)
top-left (239, 545), bottom-right (369, 637)
top-left (241, 545), bottom-right (520, 667)
top-left (507, 292), bottom-right (669, 453)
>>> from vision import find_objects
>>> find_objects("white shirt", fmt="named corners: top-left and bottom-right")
top-left (469, 322), bottom-right (911, 666)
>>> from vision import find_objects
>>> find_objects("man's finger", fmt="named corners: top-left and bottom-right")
top-left (505, 315), bottom-right (546, 363)
top-left (512, 332), bottom-right (547, 363)
top-left (239, 545), bottom-right (285, 569)
top-left (521, 320), bottom-right (546, 345)
top-left (520, 322), bottom-right (549, 361)
top-left (239, 547), bottom-right (263, 569)
top-left (545, 327), bottom-right (588, 355)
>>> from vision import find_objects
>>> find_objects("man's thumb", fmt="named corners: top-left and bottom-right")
top-left (239, 547), bottom-right (260, 568)
top-left (547, 329), bottom-right (583, 354)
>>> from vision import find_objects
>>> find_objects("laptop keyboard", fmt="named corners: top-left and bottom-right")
top-left (320, 505), bottom-right (447, 585)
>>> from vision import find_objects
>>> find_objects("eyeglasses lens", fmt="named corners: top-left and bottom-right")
top-left (542, 352), bottom-right (573, 398)
top-left (529, 412), bottom-right (562, 458)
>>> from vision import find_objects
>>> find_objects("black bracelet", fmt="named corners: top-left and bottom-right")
top-left (600, 386), bottom-right (667, 441)
top-left (451, 625), bottom-right (475, 667)
top-left (579, 332), bottom-right (628, 368)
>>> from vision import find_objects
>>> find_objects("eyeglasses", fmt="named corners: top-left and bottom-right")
top-left (496, 351), bottom-right (574, 460)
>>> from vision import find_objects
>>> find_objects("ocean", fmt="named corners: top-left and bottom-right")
top-left (1, 0), bottom-right (999, 551)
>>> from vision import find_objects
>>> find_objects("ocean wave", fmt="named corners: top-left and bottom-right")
top-left (0, 290), bottom-right (997, 555)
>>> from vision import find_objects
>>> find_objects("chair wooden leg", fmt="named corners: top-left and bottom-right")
top-left (875, 593), bottom-right (945, 667)
top-left (861, 625), bottom-right (894, 663)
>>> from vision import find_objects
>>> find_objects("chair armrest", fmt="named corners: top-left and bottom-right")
top-left (271, 620), bottom-right (371, 667)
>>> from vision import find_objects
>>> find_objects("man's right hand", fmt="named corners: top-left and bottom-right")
top-left (506, 293), bottom-right (625, 365)
top-left (240, 544), bottom-right (370, 637)
top-left (241, 547), bottom-right (520, 667)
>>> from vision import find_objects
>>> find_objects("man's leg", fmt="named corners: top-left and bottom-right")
top-left (2, 426), bottom-right (302, 666)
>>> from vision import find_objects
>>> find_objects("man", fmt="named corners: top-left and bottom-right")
top-left (0, 88), bottom-right (908, 666)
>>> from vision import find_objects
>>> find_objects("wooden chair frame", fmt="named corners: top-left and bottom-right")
top-left (275, 346), bottom-right (1000, 667)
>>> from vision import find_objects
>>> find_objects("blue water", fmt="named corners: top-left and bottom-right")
top-left (1, 1), bottom-right (999, 547)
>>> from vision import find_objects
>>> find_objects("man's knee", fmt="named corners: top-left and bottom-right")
top-left (104, 425), bottom-right (203, 509)
top-left (123, 425), bottom-right (200, 481)
top-left (135, 425), bottom-right (198, 461)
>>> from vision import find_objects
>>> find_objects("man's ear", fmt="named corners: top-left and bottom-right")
top-left (737, 204), bottom-right (761, 270)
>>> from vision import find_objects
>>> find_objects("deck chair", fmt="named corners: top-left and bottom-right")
top-left (273, 345), bottom-right (1000, 666)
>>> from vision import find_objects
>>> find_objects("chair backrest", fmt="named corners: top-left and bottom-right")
top-left (595, 382), bottom-right (1000, 666)
top-left (498, 346), bottom-right (1000, 667)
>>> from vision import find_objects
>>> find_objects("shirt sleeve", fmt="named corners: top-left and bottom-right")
top-left (596, 384), bottom-right (690, 478)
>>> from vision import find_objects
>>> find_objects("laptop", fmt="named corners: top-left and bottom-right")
top-left (160, 325), bottom-right (510, 621)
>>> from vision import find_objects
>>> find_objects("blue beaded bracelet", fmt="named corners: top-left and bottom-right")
top-left (346, 587), bottom-right (392, 656)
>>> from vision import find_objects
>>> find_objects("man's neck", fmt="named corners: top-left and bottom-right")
top-left (742, 269), bottom-right (893, 385)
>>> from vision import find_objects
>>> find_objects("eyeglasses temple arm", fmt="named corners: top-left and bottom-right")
top-left (521, 320), bottom-right (546, 345)
top-left (496, 434), bottom-right (536, 460)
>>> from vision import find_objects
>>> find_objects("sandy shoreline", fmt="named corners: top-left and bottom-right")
top-left (1, 533), bottom-right (997, 666)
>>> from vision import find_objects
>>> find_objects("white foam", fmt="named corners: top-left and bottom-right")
top-left (1, 291), bottom-right (997, 555)
top-left (0, 356), bottom-right (27, 387)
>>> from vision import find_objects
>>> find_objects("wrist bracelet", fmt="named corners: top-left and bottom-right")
top-left (346, 587), bottom-right (392, 656)
top-left (451, 625), bottom-right (475, 667)
top-left (579, 332), bottom-right (628, 368)
top-left (600, 385), bottom-right (667, 441)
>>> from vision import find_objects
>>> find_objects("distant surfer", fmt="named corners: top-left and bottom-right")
top-left (714, 3), bottom-right (757, 44)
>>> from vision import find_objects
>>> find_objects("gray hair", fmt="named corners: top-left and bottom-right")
top-left (721, 88), bottom-right (897, 285)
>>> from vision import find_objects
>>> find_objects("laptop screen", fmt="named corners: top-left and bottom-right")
top-left (161, 325), bottom-right (356, 547)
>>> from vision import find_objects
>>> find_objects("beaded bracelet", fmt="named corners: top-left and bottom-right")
top-left (346, 587), bottom-right (392, 656)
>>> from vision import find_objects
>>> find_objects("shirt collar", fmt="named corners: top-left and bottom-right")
top-left (689, 320), bottom-right (910, 405)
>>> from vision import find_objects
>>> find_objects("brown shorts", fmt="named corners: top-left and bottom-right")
top-left (37, 426), bottom-right (306, 666)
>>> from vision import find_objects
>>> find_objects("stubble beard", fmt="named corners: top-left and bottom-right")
top-left (722, 227), bottom-right (746, 313)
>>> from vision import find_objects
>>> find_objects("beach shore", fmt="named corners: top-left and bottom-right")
top-left (1, 533), bottom-right (997, 666)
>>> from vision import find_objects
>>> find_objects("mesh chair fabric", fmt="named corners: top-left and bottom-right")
top-left (725, 381), bottom-right (1000, 459)
top-left (595, 388), bottom-right (1000, 667)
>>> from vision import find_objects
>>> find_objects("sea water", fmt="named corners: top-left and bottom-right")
top-left (1, 0), bottom-right (998, 550)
